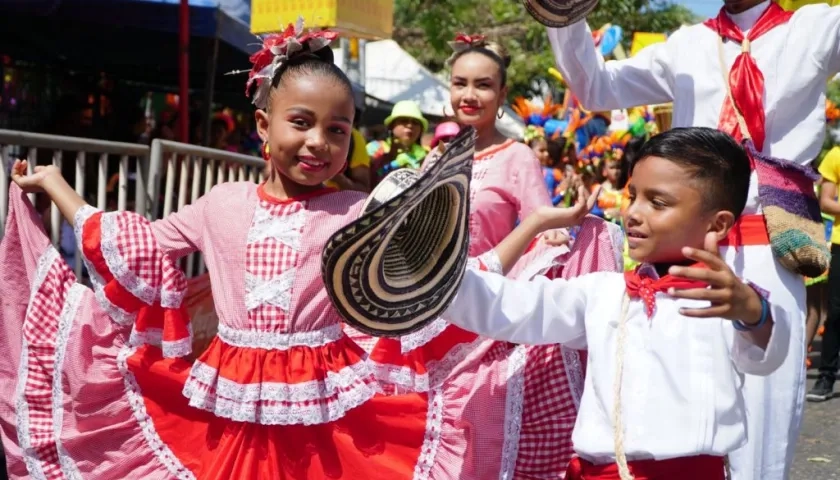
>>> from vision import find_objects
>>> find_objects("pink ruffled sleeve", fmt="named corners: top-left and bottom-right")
top-left (73, 206), bottom-right (193, 358)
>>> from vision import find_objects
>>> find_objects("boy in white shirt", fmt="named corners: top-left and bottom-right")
top-left (445, 127), bottom-right (791, 480)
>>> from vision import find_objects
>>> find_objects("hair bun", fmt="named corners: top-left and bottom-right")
top-left (483, 41), bottom-right (511, 68)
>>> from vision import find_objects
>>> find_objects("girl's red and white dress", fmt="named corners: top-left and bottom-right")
top-left (353, 139), bottom-right (624, 479)
top-left (0, 182), bottom-right (430, 479)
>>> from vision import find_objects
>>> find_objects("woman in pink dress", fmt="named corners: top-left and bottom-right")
top-left (0, 24), bottom-right (430, 480)
top-left (365, 34), bottom-right (624, 479)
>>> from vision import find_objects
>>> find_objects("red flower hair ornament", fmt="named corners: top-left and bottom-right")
top-left (448, 33), bottom-right (487, 53)
top-left (233, 17), bottom-right (338, 109)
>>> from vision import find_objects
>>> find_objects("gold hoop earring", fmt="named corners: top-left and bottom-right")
top-left (497, 109), bottom-right (504, 119)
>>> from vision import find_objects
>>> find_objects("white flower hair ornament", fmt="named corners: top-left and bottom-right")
top-left (235, 17), bottom-right (338, 109)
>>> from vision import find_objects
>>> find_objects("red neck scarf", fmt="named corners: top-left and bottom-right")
top-left (703, 2), bottom-right (792, 152)
top-left (624, 265), bottom-right (707, 318)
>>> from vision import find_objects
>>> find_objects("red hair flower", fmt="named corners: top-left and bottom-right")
top-left (237, 17), bottom-right (338, 109)
top-left (449, 33), bottom-right (487, 53)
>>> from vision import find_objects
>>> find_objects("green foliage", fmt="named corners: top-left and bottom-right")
top-left (393, 0), bottom-right (699, 99)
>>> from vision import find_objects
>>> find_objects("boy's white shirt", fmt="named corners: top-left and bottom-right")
top-left (443, 264), bottom-right (791, 463)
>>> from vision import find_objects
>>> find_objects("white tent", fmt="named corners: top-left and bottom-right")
top-left (334, 40), bottom-right (525, 139)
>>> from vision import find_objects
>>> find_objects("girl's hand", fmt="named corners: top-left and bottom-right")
top-left (11, 159), bottom-right (61, 193)
top-left (532, 185), bottom-right (600, 232)
top-left (542, 229), bottom-right (570, 247)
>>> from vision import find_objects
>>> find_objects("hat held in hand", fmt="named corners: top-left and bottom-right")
top-left (321, 127), bottom-right (476, 337)
top-left (521, 0), bottom-right (599, 28)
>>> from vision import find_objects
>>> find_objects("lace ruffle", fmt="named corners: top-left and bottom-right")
top-left (411, 387), bottom-right (444, 480)
top-left (499, 345), bottom-right (527, 480)
top-left (181, 333), bottom-right (380, 425)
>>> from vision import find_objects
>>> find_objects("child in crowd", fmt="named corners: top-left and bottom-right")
top-left (443, 127), bottom-right (791, 479)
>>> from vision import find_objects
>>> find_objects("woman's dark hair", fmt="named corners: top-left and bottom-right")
top-left (264, 46), bottom-right (354, 110)
top-left (448, 41), bottom-right (511, 87)
top-left (630, 127), bottom-right (751, 217)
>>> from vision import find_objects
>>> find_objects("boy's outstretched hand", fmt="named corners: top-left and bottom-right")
top-left (532, 185), bottom-right (600, 233)
top-left (666, 231), bottom-right (765, 328)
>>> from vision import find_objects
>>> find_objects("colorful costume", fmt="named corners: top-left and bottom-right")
top-left (548, 2), bottom-right (840, 477)
top-left (362, 139), bottom-right (624, 479)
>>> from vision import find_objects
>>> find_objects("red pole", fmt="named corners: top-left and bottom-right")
top-left (178, 0), bottom-right (190, 143)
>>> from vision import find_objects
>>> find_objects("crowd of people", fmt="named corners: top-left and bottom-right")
top-left (0, 1), bottom-right (840, 479)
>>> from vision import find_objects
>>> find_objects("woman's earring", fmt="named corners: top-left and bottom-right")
top-left (497, 108), bottom-right (505, 119)
top-left (262, 142), bottom-right (271, 162)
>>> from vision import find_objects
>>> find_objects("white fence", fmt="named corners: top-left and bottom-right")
top-left (149, 139), bottom-right (265, 276)
top-left (0, 130), bottom-right (264, 279)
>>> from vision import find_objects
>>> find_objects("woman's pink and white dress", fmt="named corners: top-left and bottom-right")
top-left (361, 139), bottom-right (624, 479)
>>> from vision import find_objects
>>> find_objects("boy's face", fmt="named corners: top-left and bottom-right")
top-left (624, 156), bottom-right (733, 264)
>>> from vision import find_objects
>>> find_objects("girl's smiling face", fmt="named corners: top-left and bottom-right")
top-left (256, 74), bottom-right (355, 197)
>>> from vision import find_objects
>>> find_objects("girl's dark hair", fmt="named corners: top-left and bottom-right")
top-left (630, 127), bottom-right (751, 217)
top-left (546, 138), bottom-right (566, 168)
top-left (265, 46), bottom-right (353, 109)
top-left (615, 136), bottom-right (644, 189)
top-left (448, 41), bottom-right (511, 87)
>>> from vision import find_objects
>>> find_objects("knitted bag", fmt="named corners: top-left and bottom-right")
top-left (746, 141), bottom-right (830, 277)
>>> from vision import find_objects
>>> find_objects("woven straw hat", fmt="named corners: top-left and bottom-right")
top-left (521, 0), bottom-right (599, 27)
top-left (321, 127), bottom-right (476, 336)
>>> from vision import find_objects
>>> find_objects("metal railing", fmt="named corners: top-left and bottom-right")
top-left (0, 130), bottom-right (265, 280)
top-left (149, 139), bottom-right (265, 277)
top-left (0, 129), bottom-right (152, 277)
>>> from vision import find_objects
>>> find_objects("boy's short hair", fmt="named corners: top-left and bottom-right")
top-left (630, 127), bottom-right (750, 217)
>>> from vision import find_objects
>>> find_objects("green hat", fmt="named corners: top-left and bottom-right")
top-left (384, 101), bottom-right (429, 132)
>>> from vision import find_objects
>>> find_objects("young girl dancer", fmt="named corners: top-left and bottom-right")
top-left (366, 34), bottom-right (623, 479)
top-left (0, 22), bottom-right (430, 479)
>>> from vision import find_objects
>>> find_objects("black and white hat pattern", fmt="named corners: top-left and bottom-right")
top-left (321, 127), bottom-right (476, 337)
top-left (521, 0), bottom-right (599, 28)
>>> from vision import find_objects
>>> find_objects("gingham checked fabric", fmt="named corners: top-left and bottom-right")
top-left (245, 199), bottom-right (305, 332)
top-left (514, 345), bottom-right (578, 479)
top-left (19, 247), bottom-right (77, 479)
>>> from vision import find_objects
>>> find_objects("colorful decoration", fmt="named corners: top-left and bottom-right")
top-left (511, 95), bottom-right (565, 142)
top-left (827, 99), bottom-right (839, 123)
top-left (592, 24), bottom-right (624, 57)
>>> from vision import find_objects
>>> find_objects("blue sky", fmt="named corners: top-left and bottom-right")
top-left (673, 0), bottom-right (722, 18)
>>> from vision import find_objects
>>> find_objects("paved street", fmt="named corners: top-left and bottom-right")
top-left (791, 342), bottom-right (840, 479)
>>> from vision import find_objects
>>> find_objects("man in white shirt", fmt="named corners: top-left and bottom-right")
top-left (545, 1), bottom-right (840, 478)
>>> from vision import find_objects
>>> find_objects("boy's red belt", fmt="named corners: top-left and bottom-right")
top-left (565, 455), bottom-right (725, 480)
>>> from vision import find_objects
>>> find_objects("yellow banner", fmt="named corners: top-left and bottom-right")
top-left (778, 0), bottom-right (839, 9)
top-left (630, 32), bottom-right (667, 57)
top-left (251, 0), bottom-right (394, 39)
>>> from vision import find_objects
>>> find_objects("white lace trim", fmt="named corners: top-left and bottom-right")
top-left (52, 284), bottom-right (85, 480)
top-left (15, 342), bottom-right (46, 480)
top-left (561, 347), bottom-right (585, 409)
top-left (182, 361), bottom-right (379, 425)
top-left (184, 358), bottom-right (375, 404)
top-left (412, 387), bottom-right (444, 480)
top-left (129, 326), bottom-right (194, 358)
top-left (244, 268), bottom-right (296, 312)
top-left (16, 247), bottom-right (61, 480)
top-left (72, 205), bottom-right (100, 250)
top-left (118, 346), bottom-right (196, 480)
top-left (217, 323), bottom-right (343, 350)
top-left (400, 318), bottom-right (449, 354)
top-left (160, 287), bottom-right (186, 309)
top-left (100, 212), bottom-right (158, 305)
top-left (371, 363), bottom-right (430, 393)
top-left (478, 249), bottom-right (503, 274)
top-left (247, 203), bottom-right (305, 250)
top-left (378, 336), bottom-right (490, 392)
top-left (499, 345), bottom-right (527, 480)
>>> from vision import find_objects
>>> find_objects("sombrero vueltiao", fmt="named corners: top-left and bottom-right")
top-left (521, 0), bottom-right (599, 28)
top-left (322, 127), bottom-right (476, 337)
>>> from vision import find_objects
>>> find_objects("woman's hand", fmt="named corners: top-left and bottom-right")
top-left (11, 159), bottom-right (61, 193)
top-left (542, 229), bottom-right (570, 247)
